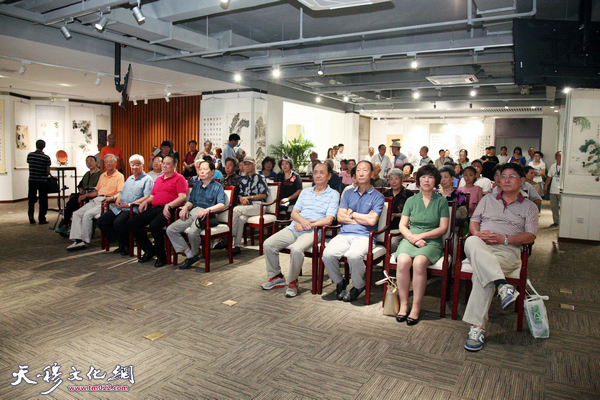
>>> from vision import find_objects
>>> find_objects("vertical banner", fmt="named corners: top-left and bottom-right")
top-left (0, 99), bottom-right (5, 173)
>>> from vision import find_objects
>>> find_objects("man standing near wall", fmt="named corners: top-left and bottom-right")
top-left (100, 134), bottom-right (124, 173)
top-left (390, 140), bottom-right (408, 171)
top-left (27, 139), bottom-right (51, 225)
top-left (419, 146), bottom-right (433, 166)
top-left (222, 134), bottom-right (240, 162)
top-left (372, 144), bottom-right (392, 179)
top-left (545, 151), bottom-right (562, 227)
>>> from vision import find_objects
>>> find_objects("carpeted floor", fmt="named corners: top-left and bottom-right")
top-left (0, 200), bottom-right (598, 399)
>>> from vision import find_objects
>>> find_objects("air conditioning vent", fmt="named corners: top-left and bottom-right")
top-left (298, 0), bottom-right (391, 11)
top-left (426, 75), bottom-right (479, 85)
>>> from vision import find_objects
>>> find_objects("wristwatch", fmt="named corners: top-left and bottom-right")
top-left (349, 211), bottom-right (355, 219)
top-left (503, 235), bottom-right (509, 246)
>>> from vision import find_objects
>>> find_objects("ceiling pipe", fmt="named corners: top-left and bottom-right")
top-left (149, 0), bottom-right (537, 62)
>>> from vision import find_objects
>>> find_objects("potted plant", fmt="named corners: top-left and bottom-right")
top-left (269, 133), bottom-right (314, 173)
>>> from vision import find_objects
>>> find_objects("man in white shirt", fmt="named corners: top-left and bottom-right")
top-left (544, 151), bottom-right (562, 227)
top-left (364, 147), bottom-right (374, 161)
top-left (459, 159), bottom-right (492, 193)
top-left (371, 144), bottom-right (392, 179)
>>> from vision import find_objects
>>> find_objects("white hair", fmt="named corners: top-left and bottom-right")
top-left (103, 153), bottom-right (118, 163)
top-left (129, 154), bottom-right (145, 165)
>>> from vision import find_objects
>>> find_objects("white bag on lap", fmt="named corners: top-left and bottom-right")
top-left (525, 279), bottom-right (550, 338)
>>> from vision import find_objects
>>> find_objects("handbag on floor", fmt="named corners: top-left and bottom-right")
top-left (524, 279), bottom-right (550, 338)
top-left (376, 271), bottom-right (400, 316)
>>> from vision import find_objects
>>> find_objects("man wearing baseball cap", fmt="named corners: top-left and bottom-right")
top-left (390, 139), bottom-right (408, 170)
top-left (231, 155), bottom-right (269, 255)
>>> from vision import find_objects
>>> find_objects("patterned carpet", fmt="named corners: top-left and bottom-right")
top-left (0, 200), bottom-right (598, 399)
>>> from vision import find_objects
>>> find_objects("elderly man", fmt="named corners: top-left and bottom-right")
top-left (127, 155), bottom-right (188, 268)
top-left (306, 151), bottom-right (319, 175)
top-left (419, 146), bottom-right (433, 166)
top-left (364, 147), bottom-right (375, 161)
top-left (182, 140), bottom-right (199, 178)
top-left (231, 156), bottom-right (269, 255)
top-left (371, 144), bottom-right (392, 179)
top-left (390, 139), bottom-right (408, 170)
top-left (463, 163), bottom-right (538, 352)
top-left (167, 160), bottom-right (226, 270)
top-left (322, 161), bottom-right (385, 302)
top-left (97, 155), bottom-right (154, 255)
top-left (67, 154), bottom-right (124, 250)
top-left (262, 162), bottom-right (340, 297)
top-left (100, 134), bottom-right (124, 172)
top-left (370, 163), bottom-right (387, 188)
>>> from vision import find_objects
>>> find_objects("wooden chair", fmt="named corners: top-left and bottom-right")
top-left (382, 201), bottom-right (457, 318)
top-left (133, 210), bottom-right (175, 264)
top-left (244, 182), bottom-right (281, 255)
top-left (451, 234), bottom-right (532, 331)
top-left (172, 186), bottom-right (235, 272)
top-left (317, 197), bottom-right (392, 305)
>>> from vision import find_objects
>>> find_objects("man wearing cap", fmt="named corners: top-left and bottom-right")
top-left (371, 144), bottom-right (392, 179)
top-left (231, 155), bottom-right (269, 255)
top-left (390, 140), bottom-right (408, 170)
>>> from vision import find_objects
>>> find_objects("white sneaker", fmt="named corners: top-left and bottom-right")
top-left (498, 284), bottom-right (519, 310)
top-left (67, 241), bottom-right (87, 251)
top-left (285, 281), bottom-right (298, 298)
top-left (464, 325), bottom-right (485, 352)
top-left (261, 275), bottom-right (286, 290)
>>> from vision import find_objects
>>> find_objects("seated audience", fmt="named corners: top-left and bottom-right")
top-left (199, 155), bottom-right (223, 180)
top-left (56, 155), bottom-right (103, 234)
top-left (67, 154), bottom-right (124, 251)
top-left (221, 157), bottom-right (242, 188)
top-left (232, 156), bottom-right (269, 255)
top-left (463, 163), bottom-right (538, 352)
top-left (383, 168), bottom-right (414, 252)
top-left (342, 167), bottom-right (358, 196)
top-left (127, 155), bottom-right (187, 267)
top-left (260, 156), bottom-right (277, 179)
top-left (97, 155), bottom-right (153, 255)
top-left (394, 165), bottom-right (449, 325)
top-left (436, 165), bottom-right (467, 220)
top-left (166, 160), bottom-right (226, 270)
top-left (155, 140), bottom-right (178, 163)
top-left (434, 148), bottom-right (451, 169)
top-left (200, 140), bottom-right (213, 160)
top-left (306, 151), bottom-right (319, 176)
top-left (459, 166), bottom-right (483, 217)
top-left (457, 149), bottom-right (470, 168)
top-left (213, 147), bottom-right (223, 171)
top-left (492, 165), bottom-right (541, 209)
top-left (403, 164), bottom-right (414, 180)
top-left (275, 156), bottom-right (303, 217)
top-left (497, 146), bottom-right (510, 164)
top-left (147, 156), bottom-right (164, 181)
top-left (339, 159), bottom-right (353, 186)
top-left (459, 159), bottom-right (492, 194)
top-left (454, 163), bottom-right (464, 182)
top-left (322, 161), bottom-right (385, 302)
top-left (182, 140), bottom-right (199, 178)
top-left (262, 162), bottom-right (339, 297)
top-left (370, 163), bottom-right (387, 188)
top-left (324, 159), bottom-right (342, 192)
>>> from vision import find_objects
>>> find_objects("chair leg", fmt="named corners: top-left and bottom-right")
top-left (228, 234), bottom-right (234, 263)
top-left (440, 273), bottom-right (447, 318)
top-left (203, 235), bottom-right (211, 273)
top-left (129, 233), bottom-right (134, 257)
top-left (516, 295), bottom-right (524, 332)
top-left (452, 275), bottom-right (461, 320)
top-left (173, 251), bottom-right (178, 266)
top-left (365, 264), bottom-right (372, 306)
top-left (251, 227), bottom-right (255, 246)
top-left (165, 235), bottom-right (172, 265)
top-left (318, 259), bottom-right (325, 294)
top-left (258, 225), bottom-right (264, 255)
top-left (311, 256), bottom-right (317, 294)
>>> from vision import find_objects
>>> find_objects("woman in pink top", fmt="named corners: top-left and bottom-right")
top-left (458, 166), bottom-right (482, 217)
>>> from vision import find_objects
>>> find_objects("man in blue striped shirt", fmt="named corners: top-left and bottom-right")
top-left (27, 140), bottom-right (51, 224)
top-left (262, 162), bottom-right (340, 297)
top-left (167, 160), bottom-right (226, 270)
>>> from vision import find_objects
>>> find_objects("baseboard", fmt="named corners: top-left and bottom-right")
top-left (0, 195), bottom-right (60, 204)
top-left (558, 237), bottom-right (600, 245)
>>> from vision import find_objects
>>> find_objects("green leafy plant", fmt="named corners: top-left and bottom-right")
top-left (269, 134), bottom-right (314, 172)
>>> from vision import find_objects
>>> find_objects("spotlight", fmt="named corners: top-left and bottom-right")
top-left (470, 90), bottom-right (476, 97)
top-left (165, 96), bottom-right (170, 103)
top-left (95, 74), bottom-right (102, 86)
top-left (60, 24), bottom-right (72, 40)
top-left (563, 87), bottom-right (571, 94)
top-left (164, 86), bottom-right (171, 96)
top-left (133, 98), bottom-right (138, 106)
top-left (531, 106), bottom-right (536, 109)
top-left (18, 63), bottom-right (26, 75)
top-left (95, 14), bottom-right (107, 31)
top-left (144, 97), bottom-right (148, 105)
top-left (505, 105), bottom-right (509, 109)
top-left (317, 64), bottom-right (324, 76)
top-left (132, 5), bottom-right (145, 23)
top-left (412, 91), bottom-right (420, 99)
top-left (316, 96), bottom-right (321, 103)
top-left (272, 67), bottom-right (281, 78)
top-left (343, 95), bottom-right (349, 102)
top-left (234, 72), bottom-right (241, 82)
top-left (411, 59), bottom-right (418, 69)
top-left (220, 0), bottom-right (230, 9)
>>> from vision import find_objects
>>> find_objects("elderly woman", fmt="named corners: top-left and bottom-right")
top-left (275, 156), bottom-right (303, 217)
top-left (394, 165), bottom-right (449, 325)
top-left (436, 165), bottom-right (467, 220)
top-left (457, 149), bottom-right (470, 168)
top-left (383, 168), bottom-right (414, 252)
top-left (147, 155), bottom-right (163, 182)
top-left (260, 156), bottom-right (277, 179)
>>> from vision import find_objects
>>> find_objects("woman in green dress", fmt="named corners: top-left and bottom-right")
top-left (394, 165), bottom-right (449, 325)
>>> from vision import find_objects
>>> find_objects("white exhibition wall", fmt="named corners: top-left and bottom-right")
top-left (0, 95), bottom-right (110, 201)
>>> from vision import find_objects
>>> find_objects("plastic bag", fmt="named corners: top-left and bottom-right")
top-left (524, 279), bottom-right (550, 338)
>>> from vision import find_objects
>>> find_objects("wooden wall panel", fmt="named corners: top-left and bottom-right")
top-left (110, 96), bottom-right (201, 176)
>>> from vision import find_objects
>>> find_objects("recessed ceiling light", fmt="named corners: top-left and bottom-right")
top-left (59, 83), bottom-right (71, 87)
top-left (563, 87), bottom-right (571, 93)
top-left (412, 91), bottom-right (420, 99)
top-left (343, 95), bottom-right (349, 102)
top-left (234, 72), bottom-right (241, 82)
top-left (531, 106), bottom-right (536, 109)
top-left (316, 96), bottom-right (321, 103)
top-left (554, 109), bottom-right (559, 113)
top-left (272, 67), bottom-right (281, 78)
top-left (470, 90), bottom-right (476, 97)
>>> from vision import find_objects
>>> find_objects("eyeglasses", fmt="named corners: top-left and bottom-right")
top-left (500, 174), bottom-right (520, 180)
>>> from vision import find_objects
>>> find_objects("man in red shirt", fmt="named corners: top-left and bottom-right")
top-left (127, 155), bottom-right (187, 267)
top-left (100, 134), bottom-right (125, 172)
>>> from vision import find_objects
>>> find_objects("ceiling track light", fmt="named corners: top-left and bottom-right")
top-left (165, 96), bottom-right (170, 103)
top-left (95, 73), bottom-right (102, 86)
top-left (317, 64), bottom-right (324, 76)
top-left (412, 90), bottom-right (420, 99)
top-left (411, 55), bottom-right (418, 69)
top-left (132, 1), bottom-right (145, 23)
top-left (164, 86), bottom-right (171, 96)
top-left (234, 71), bottom-right (241, 82)
top-left (60, 23), bottom-right (72, 40)
top-left (316, 96), bottom-right (321, 103)
top-left (18, 62), bottom-right (26, 75)
top-left (470, 89), bottom-right (476, 97)
top-left (433, 103), bottom-right (436, 109)
top-left (469, 103), bottom-right (473, 109)
top-left (133, 98), bottom-right (138, 106)
top-left (144, 97), bottom-right (148, 105)
top-left (94, 13), bottom-right (108, 31)
top-left (272, 66), bottom-right (281, 78)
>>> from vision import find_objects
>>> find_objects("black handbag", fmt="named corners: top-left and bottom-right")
top-left (47, 176), bottom-right (60, 193)
top-left (195, 214), bottom-right (219, 230)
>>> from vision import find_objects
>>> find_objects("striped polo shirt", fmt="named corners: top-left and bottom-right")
top-left (27, 150), bottom-right (51, 182)
top-left (471, 192), bottom-right (538, 237)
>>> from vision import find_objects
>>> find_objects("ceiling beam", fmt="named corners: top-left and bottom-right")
top-left (142, 0), bottom-right (281, 23)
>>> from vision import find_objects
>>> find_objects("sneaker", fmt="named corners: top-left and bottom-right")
top-left (66, 241), bottom-right (87, 251)
top-left (285, 280), bottom-right (298, 298)
top-left (498, 284), bottom-right (519, 310)
top-left (212, 240), bottom-right (226, 249)
top-left (465, 325), bottom-right (485, 352)
top-left (261, 275), bottom-right (286, 290)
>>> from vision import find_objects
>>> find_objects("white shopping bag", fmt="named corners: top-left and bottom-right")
top-left (524, 279), bottom-right (550, 338)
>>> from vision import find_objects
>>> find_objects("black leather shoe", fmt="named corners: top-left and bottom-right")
top-left (396, 313), bottom-right (409, 323)
top-left (336, 279), bottom-right (348, 301)
top-left (29, 218), bottom-right (36, 224)
top-left (120, 248), bottom-right (129, 256)
top-left (38, 220), bottom-right (48, 225)
top-left (342, 287), bottom-right (364, 302)
top-left (179, 255), bottom-right (200, 270)
top-left (406, 316), bottom-right (420, 326)
top-left (154, 258), bottom-right (167, 268)
top-left (138, 251), bottom-right (154, 263)
top-left (232, 247), bottom-right (241, 255)
top-left (113, 248), bottom-right (123, 254)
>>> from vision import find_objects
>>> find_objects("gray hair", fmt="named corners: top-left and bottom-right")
top-left (388, 168), bottom-right (405, 179)
top-left (103, 153), bottom-right (118, 163)
top-left (129, 154), bottom-right (144, 165)
top-left (204, 140), bottom-right (212, 146)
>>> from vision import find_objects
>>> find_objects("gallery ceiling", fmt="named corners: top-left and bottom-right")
top-left (0, 0), bottom-right (597, 116)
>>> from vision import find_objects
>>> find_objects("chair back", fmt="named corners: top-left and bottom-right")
top-left (302, 180), bottom-right (314, 189)
top-left (265, 183), bottom-right (281, 214)
top-left (218, 187), bottom-right (234, 223)
top-left (376, 197), bottom-right (393, 244)
top-left (442, 200), bottom-right (457, 241)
